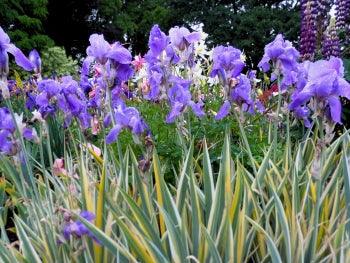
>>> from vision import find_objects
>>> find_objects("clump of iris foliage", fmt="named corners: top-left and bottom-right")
top-left (1, 21), bottom-right (350, 263)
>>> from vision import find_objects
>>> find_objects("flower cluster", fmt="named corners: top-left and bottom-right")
top-left (258, 34), bottom-right (300, 90)
top-left (300, 0), bottom-right (317, 60)
top-left (335, 0), bottom-right (350, 30)
top-left (322, 19), bottom-right (340, 59)
top-left (289, 57), bottom-right (350, 124)
top-left (1, 22), bottom-right (350, 158)
top-left (140, 25), bottom-right (205, 123)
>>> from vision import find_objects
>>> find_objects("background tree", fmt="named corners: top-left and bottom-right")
top-left (58, 0), bottom-right (299, 67)
top-left (45, 0), bottom-right (171, 57)
top-left (0, 0), bottom-right (54, 51)
top-left (168, 0), bottom-right (300, 66)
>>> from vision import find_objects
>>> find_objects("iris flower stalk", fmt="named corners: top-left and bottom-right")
top-left (258, 34), bottom-right (299, 155)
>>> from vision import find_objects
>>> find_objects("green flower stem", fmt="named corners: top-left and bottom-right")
top-left (306, 116), bottom-right (325, 262)
top-left (273, 74), bottom-right (282, 160)
top-left (106, 87), bottom-right (123, 164)
top-left (233, 110), bottom-right (257, 176)
top-left (5, 99), bottom-right (39, 201)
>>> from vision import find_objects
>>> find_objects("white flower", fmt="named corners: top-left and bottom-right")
top-left (192, 62), bottom-right (207, 86)
top-left (0, 80), bottom-right (10, 99)
top-left (207, 76), bottom-right (220, 86)
top-left (31, 110), bottom-right (44, 123)
top-left (14, 113), bottom-right (26, 134)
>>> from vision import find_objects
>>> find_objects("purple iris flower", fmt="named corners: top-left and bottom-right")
top-left (148, 25), bottom-right (169, 56)
top-left (57, 76), bottom-right (91, 129)
top-left (168, 26), bottom-right (201, 51)
top-left (166, 77), bottom-right (205, 123)
top-left (63, 211), bottom-right (98, 242)
top-left (0, 107), bottom-right (37, 155)
top-left (258, 34), bottom-right (299, 90)
top-left (86, 34), bottom-right (134, 86)
top-left (215, 100), bottom-right (231, 120)
top-left (86, 34), bottom-right (111, 64)
top-left (36, 79), bottom-right (61, 117)
top-left (215, 74), bottom-right (253, 119)
top-left (289, 57), bottom-right (350, 124)
top-left (210, 45), bottom-right (245, 82)
top-left (230, 74), bottom-right (254, 108)
top-left (25, 92), bottom-right (37, 110)
top-left (0, 26), bottom-right (34, 73)
top-left (106, 101), bottom-right (148, 144)
top-left (164, 44), bottom-right (180, 64)
top-left (29, 49), bottom-right (41, 74)
top-left (293, 106), bottom-right (311, 127)
top-left (145, 64), bottom-right (163, 100)
top-left (108, 42), bottom-right (134, 83)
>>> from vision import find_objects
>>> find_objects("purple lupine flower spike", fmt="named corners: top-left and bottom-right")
top-left (335, 0), bottom-right (350, 45)
top-left (300, 0), bottom-right (317, 61)
top-left (322, 19), bottom-right (340, 59)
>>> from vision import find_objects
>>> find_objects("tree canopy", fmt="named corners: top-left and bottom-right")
top-left (0, 0), bottom-right (54, 51)
top-left (1, 0), bottom-right (300, 66)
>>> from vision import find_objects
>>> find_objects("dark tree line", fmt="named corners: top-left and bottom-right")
top-left (0, 0), bottom-right (300, 66)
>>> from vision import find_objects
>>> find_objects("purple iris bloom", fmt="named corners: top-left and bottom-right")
top-left (0, 26), bottom-right (34, 73)
top-left (108, 42), bottom-right (134, 83)
top-left (148, 25), bottom-right (169, 56)
top-left (25, 92), bottom-right (37, 110)
top-left (164, 44), bottom-right (180, 64)
top-left (29, 49), bottom-right (41, 74)
top-left (86, 34), bottom-right (111, 64)
top-left (169, 26), bottom-right (201, 51)
top-left (215, 74), bottom-right (253, 119)
top-left (63, 211), bottom-right (98, 242)
top-left (36, 79), bottom-right (61, 117)
top-left (145, 65), bottom-right (163, 100)
top-left (166, 77), bottom-right (205, 123)
top-left (293, 106), bottom-right (311, 127)
top-left (210, 45), bottom-right (245, 82)
top-left (57, 76), bottom-right (91, 129)
top-left (0, 107), bottom-right (37, 155)
top-left (215, 100), bottom-right (231, 120)
top-left (289, 57), bottom-right (350, 124)
top-left (258, 34), bottom-right (299, 90)
top-left (0, 107), bottom-right (15, 133)
top-left (0, 129), bottom-right (13, 155)
top-left (86, 33), bottom-right (134, 86)
top-left (230, 74), bottom-right (254, 108)
top-left (106, 101), bottom-right (148, 144)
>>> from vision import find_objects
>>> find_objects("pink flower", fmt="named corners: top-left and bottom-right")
top-left (87, 143), bottom-right (101, 157)
top-left (91, 115), bottom-right (100, 135)
top-left (53, 158), bottom-right (68, 176)
top-left (132, 55), bottom-right (145, 71)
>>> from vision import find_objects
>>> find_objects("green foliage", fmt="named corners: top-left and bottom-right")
top-left (0, 0), bottom-right (54, 51)
top-left (1, 117), bottom-right (350, 262)
top-left (95, 0), bottom-right (172, 53)
top-left (41, 47), bottom-right (79, 78)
